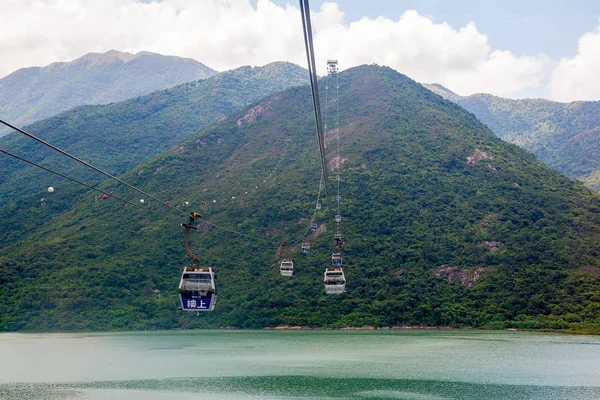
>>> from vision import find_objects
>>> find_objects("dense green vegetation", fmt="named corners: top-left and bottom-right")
top-left (424, 83), bottom-right (600, 192)
top-left (2, 65), bottom-right (600, 332)
top-left (0, 50), bottom-right (216, 137)
top-left (0, 61), bottom-right (307, 205)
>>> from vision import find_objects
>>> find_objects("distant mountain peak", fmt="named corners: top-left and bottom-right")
top-left (45, 50), bottom-right (138, 69)
top-left (54, 50), bottom-right (206, 68)
top-left (261, 61), bottom-right (304, 72)
top-left (431, 83), bottom-right (600, 192)
top-left (76, 49), bottom-right (141, 64)
top-left (0, 50), bottom-right (217, 136)
top-left (422, 83), bottom-right (461, 101)
top-left (429, 83), bottom-right (457, 96)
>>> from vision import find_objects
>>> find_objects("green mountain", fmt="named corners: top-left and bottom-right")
top-left (0, 50), bottom-right (216, 137)
top-left (2, 65), bottom-right (600, 332)
top-left (424, 84), bottom-right (600, 191)
top-left (0, 61), bottom-right (308, 205)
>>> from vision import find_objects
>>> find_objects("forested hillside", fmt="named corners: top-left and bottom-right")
top-left (2, 66), bottom-right (600, 332)
top-left (0, 62), bottom-right (307, 205)
top-left (424, 84), bottom-right (600, 191)
top-left (0, 50), bottom-right (215, 137)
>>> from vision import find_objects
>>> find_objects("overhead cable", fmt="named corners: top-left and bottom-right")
top-left (0, 118), bottom-right (190, 218)
top-left (298, 0), bottom-right (334, 236)
top-left (0, 146), bottom-right (274, 250)
top-left (0, 148), bottom-right (142, 210)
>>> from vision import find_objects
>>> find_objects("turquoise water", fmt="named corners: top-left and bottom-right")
top-left (1, 330), bottom-right (599, 399)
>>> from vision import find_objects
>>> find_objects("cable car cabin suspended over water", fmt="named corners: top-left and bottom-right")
top-left (178, 213), bottom-right (217, 312)
top-left (179, 267), bottom-right (217, 311)
top-left (324, 267), bottom-right (345, 294)
top-left (279, 241), bottom-right (294, 276)
top-left (325, 253), bottom-right (345, 294)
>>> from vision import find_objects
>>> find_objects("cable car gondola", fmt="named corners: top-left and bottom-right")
top-left (279, 241), bottom-right (294, 276)
top-left (179, 266), bottom-right (217, 311)
top-left (331, 252), bottom-right (343, 266)
top-left (280, 259), bottom-right (294, 276)
top-left (311, 223), bottom-right (318, 231)
top-left (179, 212), bottom-right (217, 312)
top-left (324, 267), bottom-right (345, 294)
top-left (301, 241), bottom-right (310, 253)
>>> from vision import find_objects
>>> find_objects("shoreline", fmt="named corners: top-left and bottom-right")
top-left (3, 326), bottom-right (599, 335)
top-left (265, 325), bottom-right (455, 331)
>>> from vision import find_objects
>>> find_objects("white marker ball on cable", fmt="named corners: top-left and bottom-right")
top-left (140, 199), bottom-right (145, 203)
top-left (47, 187), bottom-right (54, 192)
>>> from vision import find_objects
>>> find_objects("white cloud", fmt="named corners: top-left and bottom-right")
top-left (549, 20), bottom-right (600, 102)
top-left (0, 0), bottom-right (307, 75)
top-left (313, 10), bottom-right (550, 98)
top-left (0, 0), bottom-right (562, 99)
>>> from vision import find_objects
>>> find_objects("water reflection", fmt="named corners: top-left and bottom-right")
top-left (2, 376), bottom-right (600, 400)
top-left (1, 330), bottom-right (599, 399)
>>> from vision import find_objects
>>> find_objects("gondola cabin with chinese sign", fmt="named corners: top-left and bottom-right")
top-left (178, 212), bottom-right (217, 312)
top-left (178, 267), bottom-right (217, 311)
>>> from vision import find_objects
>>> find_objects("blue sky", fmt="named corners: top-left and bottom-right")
top-left (268, 0), bottom-right (600, 59)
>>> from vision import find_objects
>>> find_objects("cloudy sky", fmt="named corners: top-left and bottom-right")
top-left (2, 0), bottom-right (599, 102)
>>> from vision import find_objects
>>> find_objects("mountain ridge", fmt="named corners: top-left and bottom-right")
top-left (0, 61), bottom-right (308, 208)
top-left (423, 83), bottom-right (600, 191)
top-left (0, 50), bottom-right (216, 136)
top-left (2, 65), bottom-right (600, 331)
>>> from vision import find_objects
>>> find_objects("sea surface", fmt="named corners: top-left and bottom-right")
top-left (1, 329), bottom-right (599, 399)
